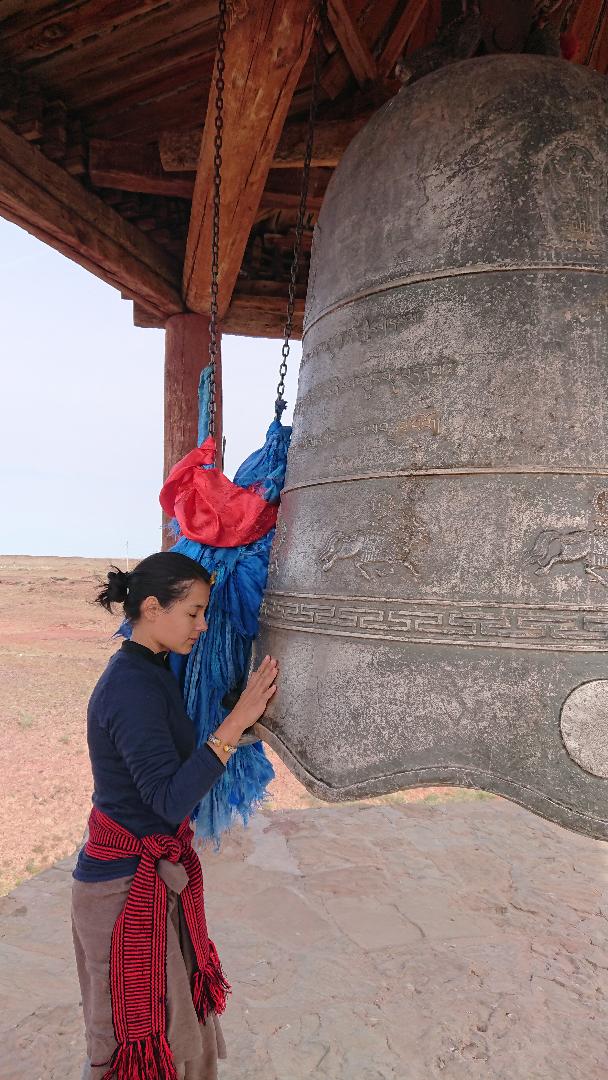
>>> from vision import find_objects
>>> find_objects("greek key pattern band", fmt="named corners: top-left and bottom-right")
top-left (260, 592), bottom-right (608, 651)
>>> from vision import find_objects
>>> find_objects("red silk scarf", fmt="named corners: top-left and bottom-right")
top-left (85, 807), bottom-right (230, 1080)
top-left (159, 436), bottom-right (278, 547)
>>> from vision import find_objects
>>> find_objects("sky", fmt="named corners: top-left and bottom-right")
top-left (0, 218), bottom-right (301, 560)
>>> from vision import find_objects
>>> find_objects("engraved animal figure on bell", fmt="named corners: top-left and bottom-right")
top-left (320, 497), bottom-right (428, 581)
top-left (528, 491), bottom-right (608, 587)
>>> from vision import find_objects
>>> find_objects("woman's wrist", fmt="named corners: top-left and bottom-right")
top-left (215, 708), bottom-right (248, 744)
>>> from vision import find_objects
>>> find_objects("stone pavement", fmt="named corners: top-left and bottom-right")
top-left (1, 797), bottom-right (607, 1080)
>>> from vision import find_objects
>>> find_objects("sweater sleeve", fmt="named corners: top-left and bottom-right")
top-left (107, 676), bottom-right (225, 827)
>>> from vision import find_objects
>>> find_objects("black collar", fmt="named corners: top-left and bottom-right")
top-left (121, 638), bottom-right (169, 668)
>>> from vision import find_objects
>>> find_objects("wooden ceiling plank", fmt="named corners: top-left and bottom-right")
top-left (184, 0), bottom-right (316, 318)
top-left (89, 138), bottom-right (195, 198)
top-left (327, 0), bottom-right (377, 85)
top-left (379, 0), bottom-right (429, 76)
top-left (24, 0), bottom-right (215, 85)
top-left (0, 0), bottom-right (170, 64)
top-left (88, 83), bottom-right (211, 140)
top-left (57, 28), bottom-right (216, 109)
top-left (160, 113), bottom-right (370, 172)
top-left (0, 118), bottom-right (182, 319)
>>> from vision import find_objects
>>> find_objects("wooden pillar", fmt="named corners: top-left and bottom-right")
top-left (163, 312), bottom-right (223, 477)
top-left (162, 313), bottom-right (223, 548)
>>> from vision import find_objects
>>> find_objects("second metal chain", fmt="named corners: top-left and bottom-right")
top-left (208, 0), bottom-right (227, 441)
top-left (275, 8), bottom-right (324, 420)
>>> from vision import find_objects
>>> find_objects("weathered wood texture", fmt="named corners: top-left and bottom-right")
top-left (183, 0), bottom-right (316, 319)
top-left (160, 114), bottom-right (370, 173)
top-left (0, 118), bottom-right (183, 322)
top-left (223, 289), bottom-right (305, 339)
top-left (89, 139), bottom-right (195, 198)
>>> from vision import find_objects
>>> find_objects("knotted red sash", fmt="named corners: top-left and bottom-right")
top-left (85, 807), bottom-right (230, 1080)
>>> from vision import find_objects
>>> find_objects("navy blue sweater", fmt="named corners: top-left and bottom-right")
top-left (73, 639), bottom-right (225, 882)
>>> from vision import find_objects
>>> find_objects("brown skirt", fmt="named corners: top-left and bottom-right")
top-left (71, 862), bottom-right (227, 1080)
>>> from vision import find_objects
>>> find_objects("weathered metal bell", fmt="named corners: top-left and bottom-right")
top-left (256, 55), bottom-right (608, 839)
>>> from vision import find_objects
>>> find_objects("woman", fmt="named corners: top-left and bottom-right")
top-left (72, 551), bottom-right (278, 1080)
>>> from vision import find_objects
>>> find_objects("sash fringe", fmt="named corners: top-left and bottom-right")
top-left (101, 1034), bottom-right (178, 1080)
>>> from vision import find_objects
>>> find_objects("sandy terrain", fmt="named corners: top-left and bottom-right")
top-left (0, 555), bottom-right (457, 895)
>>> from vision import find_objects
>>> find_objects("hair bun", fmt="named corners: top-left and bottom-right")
top-left (106, 567), bottom-right (131, 604)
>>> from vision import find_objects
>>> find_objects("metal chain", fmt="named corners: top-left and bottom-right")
top-left (208, 0), bottom-right (227, 440)
top-left (275, 7), bottom-right (324, 420)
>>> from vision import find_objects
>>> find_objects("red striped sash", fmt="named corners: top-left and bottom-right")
top-left (85, 807), bottom-right (230, 1080)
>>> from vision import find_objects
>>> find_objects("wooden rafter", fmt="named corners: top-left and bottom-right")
top-left (89, 139), bottom-right (195, 198)
top-left (379, 0), bottom-right (429, 76)
top-left (222, 286), bottom-right (305, 339)
top-left (327, 0), bottom-right (377, 85)
top-left (0, 118), bottom-right (183, 321)
top-left (569, 0), bottom-right (608, 70)
top-left (183, 0), bottom-right (316, 319)
top-left (160, 114), bottom-right (370, 173)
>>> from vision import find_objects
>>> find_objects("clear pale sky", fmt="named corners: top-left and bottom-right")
top-left (0, 218), bottom-right (301, 559)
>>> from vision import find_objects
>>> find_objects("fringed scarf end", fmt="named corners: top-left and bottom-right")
top-left (192, 941), bottom-right (232, 1021)
top-left (100, 1033), bottom-right (179, 1080)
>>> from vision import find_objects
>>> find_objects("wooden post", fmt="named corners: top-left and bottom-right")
top-left (162, 313), bottom-right (223, 548)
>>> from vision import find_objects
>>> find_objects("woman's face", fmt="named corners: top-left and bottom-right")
top-left (140, 578), bottom-right (211, 655)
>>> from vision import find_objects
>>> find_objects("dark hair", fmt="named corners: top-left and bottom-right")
top-left (95, 552), bottom-right (211, 622)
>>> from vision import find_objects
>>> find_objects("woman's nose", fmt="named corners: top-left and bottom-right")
top-left (197, 616), bottom-right (208, 634)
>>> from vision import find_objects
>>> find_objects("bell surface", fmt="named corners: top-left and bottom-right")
top-left (256, 55), bottom-right (608, 839)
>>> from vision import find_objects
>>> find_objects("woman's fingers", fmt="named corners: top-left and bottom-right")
top-left (250, 657), bottom-right (278, 688)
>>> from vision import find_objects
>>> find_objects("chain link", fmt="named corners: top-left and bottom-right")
top-left (208, 0), bottom-right (227, 441)
top-left (275, 6), bottom-right (324, 420)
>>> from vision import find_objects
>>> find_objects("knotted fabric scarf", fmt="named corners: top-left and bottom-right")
top-left (159, 435), bottom-right (278, 548)
top-left (85, 807), bottom-right (230, 1080)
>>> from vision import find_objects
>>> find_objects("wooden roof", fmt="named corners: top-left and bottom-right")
top-left (0, 0), bottom-right (606, 338)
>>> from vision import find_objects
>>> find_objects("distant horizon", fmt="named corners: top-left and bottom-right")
top-left (0, 219), bottom-right (301, 559)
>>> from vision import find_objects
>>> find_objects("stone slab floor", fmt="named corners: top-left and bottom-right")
top-left (1, 798), bottom-right (607, 1080)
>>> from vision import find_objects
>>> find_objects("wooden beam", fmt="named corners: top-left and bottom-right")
top-left (268, 114), bottom-right (370, 168)
top-left (184, 0), bottom-right (316, 319)
top-left (0, 1), bottom-right (171, 65)
top-left (160, 114), bottom-right (370, 172)
top-left (569, 0), bottom-right (608, 68)
top-left (133, 302), bottom-right (165, 328)
top-left (0, 118), bottom-right (183, 322)
top-left (591, 7), bottom-right (608, 72)
top-left (260, 190), bottom-right (324, 212)
top-left (164, 313), bottom-right (222, 479)
top-left (379, 0), bottom-right (429, 76)
top-left (89, 139), bottom-right (195, 198)
top-left (222, 287), bottom-right (305, 339)
top-left (159, 131), bottom-right (202, 172)
top-left (327, 0), bottom-right (377, 85)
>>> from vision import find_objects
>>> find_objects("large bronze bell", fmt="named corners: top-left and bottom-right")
top-left (256, 55), bottom-right (608, 840)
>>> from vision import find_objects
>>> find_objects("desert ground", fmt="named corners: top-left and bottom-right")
top-left (2, 556), bottom-right (608, 1079)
